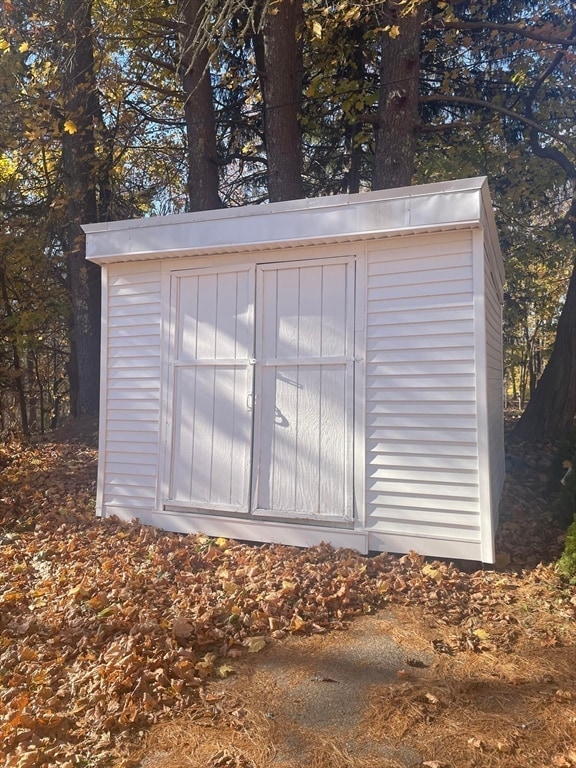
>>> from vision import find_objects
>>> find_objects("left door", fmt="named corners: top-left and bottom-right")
top-left (167, 266), bottom-right (255, 512)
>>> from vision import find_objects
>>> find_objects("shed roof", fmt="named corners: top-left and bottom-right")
top-left (83, 177), bottom-right (501, 278)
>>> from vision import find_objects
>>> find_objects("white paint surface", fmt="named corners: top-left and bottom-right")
top-left (252, 259), bottom-right (354, 522)
top-left (86, 178), bottom-right (504, 562)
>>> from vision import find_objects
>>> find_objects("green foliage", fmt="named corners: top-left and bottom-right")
top-left (558, 517), bottom-right (576, 581)
top-left (551, 436), bottom-right (576, 526)
top-left (1, 0), bottom-right (576, 433)
top-left (0, 215), bottom-right (70, 435)
top-left (416, 120), bottom-right (573, 410)
top-left (551, 432), bottom-right (576, 579)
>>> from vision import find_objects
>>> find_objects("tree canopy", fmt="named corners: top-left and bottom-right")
top-left (0, 0), bottom-right (575, 437)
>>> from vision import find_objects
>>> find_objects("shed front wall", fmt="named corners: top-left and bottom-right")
top-left (96, 230), bottom-right (500, 562)
top-left (97, 261), bottom-right (163, 518)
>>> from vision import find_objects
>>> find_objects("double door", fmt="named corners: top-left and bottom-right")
top-left (166, 257), bottom-right (355, 524)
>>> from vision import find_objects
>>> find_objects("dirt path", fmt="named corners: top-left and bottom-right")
top-left (135, 605), bottom-right (576, 768)
top-left (214, 610), bottom-right (426, 767)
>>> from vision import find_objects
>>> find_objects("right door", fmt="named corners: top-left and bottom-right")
top-left (251, 258), bottom-right (355, 523)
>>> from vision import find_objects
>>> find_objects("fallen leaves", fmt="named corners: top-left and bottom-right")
top-left (552, 750), bottom-right (576, 767)
top-left (172, 616), bottom-right (195, 642)
top-left (1, 437), bottom-right (575, 767)
top-left (243, 636), bottom-right (267, 653)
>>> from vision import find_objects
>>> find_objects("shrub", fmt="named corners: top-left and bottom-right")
top-left (551, 435), bottom-right (576, 529)
top-left (556, 444), bottom-right (576, 580)
top-left (558, 518), bottom-right (576, 580)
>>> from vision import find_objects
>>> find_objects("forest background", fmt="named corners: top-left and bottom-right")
top-left (0, 0), bottom-right (575, 442)
top-left (3, 5), bottom-right (576, 765)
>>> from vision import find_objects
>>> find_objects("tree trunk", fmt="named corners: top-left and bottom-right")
top-left (0, 264), bottom-right (29, 438)
top-left (372, 2), bottom-right (424, 190)
top-left (177, 0), bottom-right (222, 211)
top-left (60, 0), bottom-right (101, 416)
top-left (512, 254), bottom-right (576, 439)
top-left (513, 183), bottom-right (576, 439)
top-left (260, 0), bottom-right (304, 202)
top-left (342, 24), bottom-right (366, 195)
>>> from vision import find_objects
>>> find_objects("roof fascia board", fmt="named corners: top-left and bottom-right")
top-left (84, 177), bottom-right (488, 265)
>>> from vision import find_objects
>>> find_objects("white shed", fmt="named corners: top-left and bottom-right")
top-left (84, 177), bottom-right (505, 563)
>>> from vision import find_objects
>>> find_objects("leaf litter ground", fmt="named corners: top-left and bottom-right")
top-left (0, 424), bottom-right (575, 768)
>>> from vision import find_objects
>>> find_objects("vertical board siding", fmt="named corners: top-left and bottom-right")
top-left (169, 268), bottom-right (254, 512)
top-left (103, 264), bottom-right (162, 512)
top-left (253, 260), bottom-right (353, 520)
top-left (365, 232), bottom-right (482, 546)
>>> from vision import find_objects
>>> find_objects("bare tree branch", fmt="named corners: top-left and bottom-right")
top-left (425, 18), bottom-right (576, 47)
top-left (419, 94), bottom-right (576, 156)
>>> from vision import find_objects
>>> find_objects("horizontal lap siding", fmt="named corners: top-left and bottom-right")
top-left (102, 264), bottom-right (162, 513)
top-left (366, 233), bottom-right (481, 548)
top-left (484, 253), bottom-right (505, 522)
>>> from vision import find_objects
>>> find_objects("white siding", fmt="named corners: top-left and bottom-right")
top-left (100, 263), bottom-right (162, 515)
top-left (365, 232), bottom-right (483, 556)
top-left (167, 267), bottom-right (254, 512)
top-left (484, 249), bottom-right (505, 524)
top-left (89, 180), bottom-right (504, 563)
top-left (253, 259), bottom-right (354, 521)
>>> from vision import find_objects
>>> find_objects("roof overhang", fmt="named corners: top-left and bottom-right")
top-left (83, 177), bottom-right (501, 270)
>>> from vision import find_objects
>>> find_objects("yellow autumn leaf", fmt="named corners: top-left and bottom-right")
top-left (473, 628), bottom-right (490, 640)
top-left (20, 647), bottom-right (37, 661)
top-left (68, 580), bottom-right (90, 601)
top-left (389, 25), bottom-right (400, 39)
top-left (422, 563), bottom-right (443, 582)
top-left (243, 636), bottom-right (267, 653)
top-left (289, 615), bottom-right (307, 632)
top-left (195, 658), bottom-right (215, 677)
top-left (63, 119), bottom-right (78, 134)
top-left (0, 40), bottom-right (10, 52)
top-left (343, 7), bottom-right (360, 22)
top-left (312, 20), bottom-right (322, 39)
top-left (217, 664), bottom-right (235, 678)
top-left (18, 42), bottom-right (30, 53)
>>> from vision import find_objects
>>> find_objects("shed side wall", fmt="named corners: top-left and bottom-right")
top-left (484, 244), bottom-right (505, 526)
top-left (99, 262), bottom-right (163, 516)
top-left (365, 231), bottom-right (483, 560)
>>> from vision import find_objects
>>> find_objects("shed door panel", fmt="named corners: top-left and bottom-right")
top-left (169, 268), bottom-right (254, 512)
top-left (252, 260), bottom-right (354, 522)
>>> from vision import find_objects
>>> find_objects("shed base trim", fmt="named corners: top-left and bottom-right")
top-left (368, 530), bottom-right (488, 563)
top-left (101, 505), bottom-right (369, 553)
top-left (163, 504), bottom-right (354, 529)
